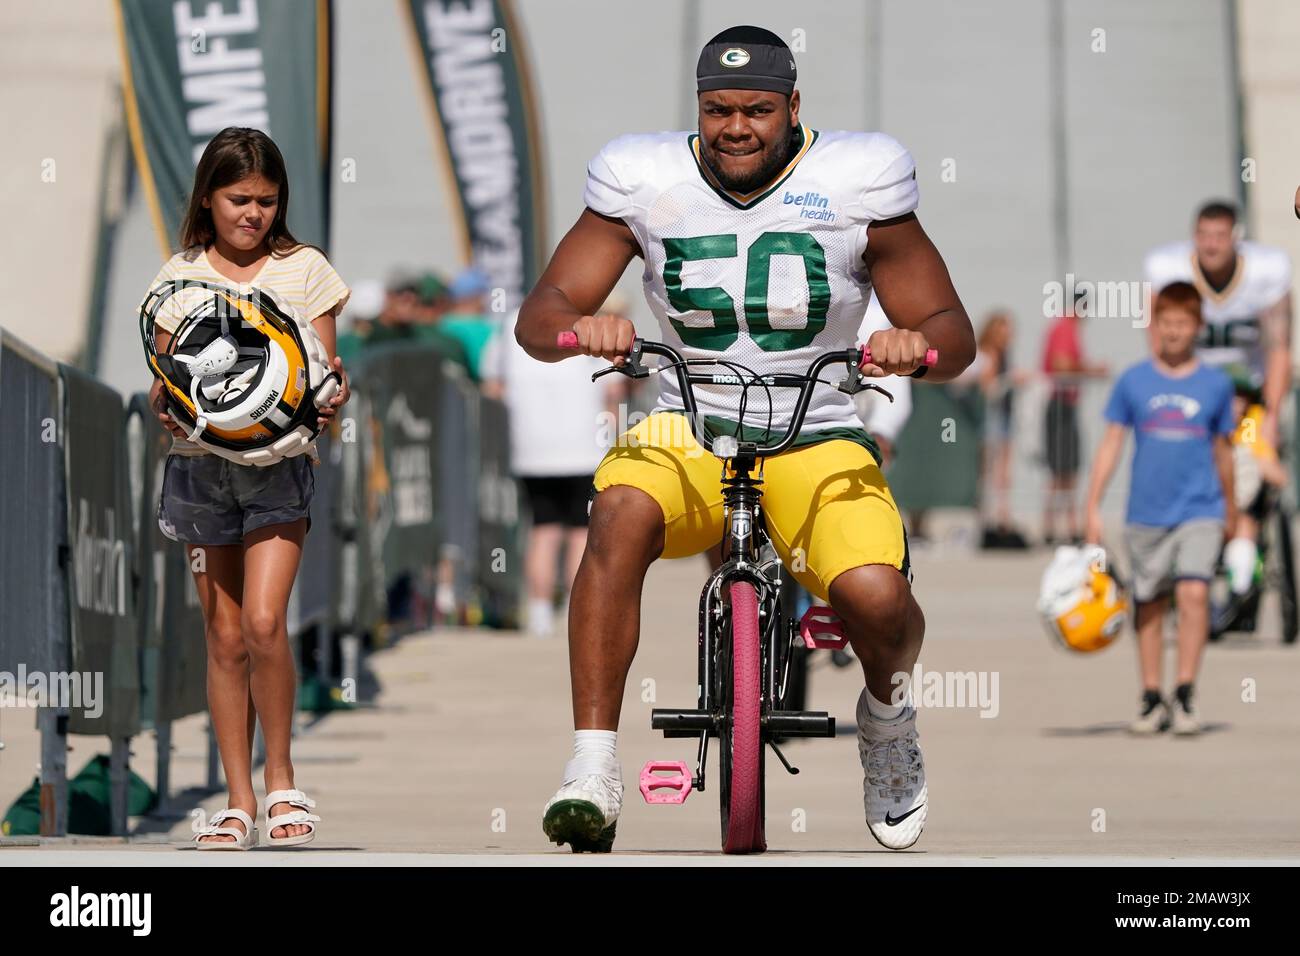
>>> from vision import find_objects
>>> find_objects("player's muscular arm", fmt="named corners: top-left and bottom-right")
top-left (862, 213), bottom-right (976, 382)
top-left (517, 208), bottom-right (641, 362)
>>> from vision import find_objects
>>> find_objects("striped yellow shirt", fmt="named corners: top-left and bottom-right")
top-left (141, 244), bottom-right (350, 459)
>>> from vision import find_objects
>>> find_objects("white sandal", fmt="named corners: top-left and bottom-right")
top-left (264, 789), bottom-right (321, 847)
top-left (194, 808), bottom-right (258, 850)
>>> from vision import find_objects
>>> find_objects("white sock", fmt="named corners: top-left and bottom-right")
top-left (860, 684), bottom-right (908, 722)
top-left (564, 729), bottom-right (619, 780)
top-left (528, 598), bottom-right (555, 636)
top-left (1224, 537), bottom-right (1257, 595)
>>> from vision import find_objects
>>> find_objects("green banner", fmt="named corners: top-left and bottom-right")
top-left (404, 0), bottom-right (547, 308)
top-left (116, 0), bottom-right (333, 255)
top-left (888, 384), bottom-right (985, 512)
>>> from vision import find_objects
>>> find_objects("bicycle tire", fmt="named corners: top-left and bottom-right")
top-left (720, 580), bottom-right (765, 853)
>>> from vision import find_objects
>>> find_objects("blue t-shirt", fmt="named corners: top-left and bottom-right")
top-left (1103, 359), bottom-right (1235, 527)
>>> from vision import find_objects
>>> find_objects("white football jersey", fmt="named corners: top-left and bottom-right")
top-left (583, 123), bottom-right (918, 434)
top-left (1143, 239), bottom-right (1292, 376)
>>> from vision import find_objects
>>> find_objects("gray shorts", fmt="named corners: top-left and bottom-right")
top-left (1124, 519), bottom-right (1223, 603)
top-left (157, 454), bottom-right (314, 546)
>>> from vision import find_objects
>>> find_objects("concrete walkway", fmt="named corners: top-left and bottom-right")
top-left (3, 542), bottom-right (1299, 862)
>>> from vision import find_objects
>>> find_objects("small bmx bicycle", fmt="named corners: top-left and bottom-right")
top-left (558, 331), bottom-right (934, 853)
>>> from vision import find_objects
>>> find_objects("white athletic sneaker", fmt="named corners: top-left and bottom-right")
top-left (1170, 695), bottom-right (1201, 736)
top-left (856, 689), bottom-right (927, 850)
top-left (542, 761), bottom-right (623, 853)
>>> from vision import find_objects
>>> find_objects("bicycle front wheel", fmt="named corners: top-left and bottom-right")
top-left (719, 580), bottom-right (765, 853)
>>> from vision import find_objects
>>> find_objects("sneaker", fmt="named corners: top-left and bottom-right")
top-left (856, 690), bottom-right (927, 850)
top-left (1129, 692), bottom-right (1169, 735)
top-left (1171, 686), bottom-right (1201, 736)
top-left (542, 761), bottom-right (623, 853)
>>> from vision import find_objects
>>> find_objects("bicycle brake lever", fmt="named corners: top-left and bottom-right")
top-left (864, 381), bottom-right (895, 403)
top-left (839, 366), bottom-right (897, 400)
top-left (591, 340), bottom-right (649, 381)
top-left (837, 362), bottom-right (895, 402)
top-left (837, 372), bottom-right (866, 396)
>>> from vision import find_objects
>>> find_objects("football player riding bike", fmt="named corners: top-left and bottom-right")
top-left (516, 25), bottom-right (975, 852)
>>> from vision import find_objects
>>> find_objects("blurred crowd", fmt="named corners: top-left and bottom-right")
top-left (338, 272), bottom-right (639, 637)
top-left (338, 266), bottom-right (499, 383)
top-left (903, 294), bottom-right (1111, 554)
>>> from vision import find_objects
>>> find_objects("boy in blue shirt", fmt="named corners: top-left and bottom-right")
top-left (1084, 281), bottom-right (1236, 735)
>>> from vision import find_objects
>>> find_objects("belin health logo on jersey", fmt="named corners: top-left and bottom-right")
top-left (783, 191), bottom-right (836, 222)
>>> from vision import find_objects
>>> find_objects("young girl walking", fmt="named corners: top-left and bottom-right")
top-left (143, 127), bottom-right (350, 848)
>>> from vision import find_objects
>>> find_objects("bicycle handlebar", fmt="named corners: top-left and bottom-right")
top-left (555, 331), bottom-right (936, 371)
top-left (555, 331), bottom-right (937, 458)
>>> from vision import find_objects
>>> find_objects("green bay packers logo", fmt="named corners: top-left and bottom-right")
top-left (720, 47), bottom-right (750, 68)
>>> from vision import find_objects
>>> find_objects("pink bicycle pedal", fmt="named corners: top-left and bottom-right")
top-left (800, 606), bottom-right (848, 650)
top-left (639, 761), bottom-right (693, 804)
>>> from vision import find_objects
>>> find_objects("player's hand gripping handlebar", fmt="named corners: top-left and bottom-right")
top-left (554, 330), bottom-right (937, 456)
top-left (555, 331), bottom-right (937, 375)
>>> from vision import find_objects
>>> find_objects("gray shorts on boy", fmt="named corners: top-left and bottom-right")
top-left (1124, 519), bottom-right (1223, 603)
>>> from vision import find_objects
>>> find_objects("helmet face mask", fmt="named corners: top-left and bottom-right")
top-left (141, 280), bottom-right (340, 466)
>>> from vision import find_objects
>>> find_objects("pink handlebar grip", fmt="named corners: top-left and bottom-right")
top-left (859, 345), bottom-right (938, 369)
top-left (556, 331), bottom-right (579, 349)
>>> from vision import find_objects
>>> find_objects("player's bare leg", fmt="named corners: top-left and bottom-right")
top-left (830, 565), bottom-right (928, 849)
top-left (542, 486), bottom-right (664, 851)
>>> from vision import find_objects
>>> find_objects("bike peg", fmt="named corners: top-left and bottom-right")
top-left (799, 606), bottom-right (849, 650)
top-left (639, 760), bottom-right (694, 805)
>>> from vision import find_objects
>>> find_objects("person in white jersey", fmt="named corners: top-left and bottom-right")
top-left (516, 25), bottom-right (975, 852)
top-left (1144, 201), bottom-right (1293, 595)
top-left (482, 297), bottom-right (631, 637)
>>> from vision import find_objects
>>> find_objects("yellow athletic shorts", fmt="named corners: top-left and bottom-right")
top-left (591, 412), bottom-right (908, 602)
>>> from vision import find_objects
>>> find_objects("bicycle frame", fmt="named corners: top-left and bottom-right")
top-left (621, 339), bottom-right (874, 791)
top-left (555, 331), bottom-right (937, 846)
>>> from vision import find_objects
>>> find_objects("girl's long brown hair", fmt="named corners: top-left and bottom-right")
top-left (178, 127), bottom-right (303, 259)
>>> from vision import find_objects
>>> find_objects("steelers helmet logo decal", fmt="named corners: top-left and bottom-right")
top-left (720, 47), bottom-right (751, 68)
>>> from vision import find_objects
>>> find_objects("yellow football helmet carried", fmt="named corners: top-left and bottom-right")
top-left (140, 280), bottom-right (340, 466)
top-left (1037, 545), bottom-right (1129, 653)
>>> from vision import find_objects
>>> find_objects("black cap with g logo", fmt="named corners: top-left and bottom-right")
top-left (696, 25), bottom-right (796, 96)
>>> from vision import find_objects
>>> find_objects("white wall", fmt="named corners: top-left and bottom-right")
top-left (0, 2), bottom-right (119, 363)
